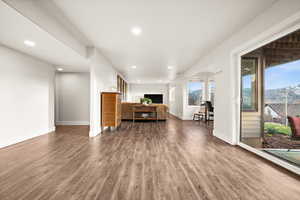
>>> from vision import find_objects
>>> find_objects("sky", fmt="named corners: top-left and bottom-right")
top-left (243, 59), bottom-right (300, 90)
top-left (265, 59), bottom-right (300, 90)
top-left (243, 75), bottom-right (252, 89)
top-left (188, 81), bottom-right (202, 92)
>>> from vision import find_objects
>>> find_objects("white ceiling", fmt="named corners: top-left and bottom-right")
top-left (0, 1), bottom-right (89, 72)
top-left (52, 0), bottom-right (276, 82)
top-left (0, 0), bottom-right (277, 81)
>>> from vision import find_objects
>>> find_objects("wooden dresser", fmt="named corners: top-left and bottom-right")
top-left (101, 92), bottom-right (121, 129)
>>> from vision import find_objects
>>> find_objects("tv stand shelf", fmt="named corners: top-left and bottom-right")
top-left (132, 105), bottom-right (158, 122)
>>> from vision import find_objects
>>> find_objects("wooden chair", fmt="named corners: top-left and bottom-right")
top-left (193, 104), bottom-right (205, 121)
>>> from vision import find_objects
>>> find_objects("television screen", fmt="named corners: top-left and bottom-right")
top-left (144, 94), bottom-right (163, 104)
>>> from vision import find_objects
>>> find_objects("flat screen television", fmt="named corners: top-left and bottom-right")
top-left (144, 94), bottom-right (163, 104)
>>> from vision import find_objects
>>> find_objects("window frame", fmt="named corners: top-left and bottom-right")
top-left (241, 57), bottom-right (259, 112)
top-left (187, 80), bottom-right (205, 107)
top-left (208, 80), bottom-right (215, 105)
top-left (117, 75), bottom-right (128, 101)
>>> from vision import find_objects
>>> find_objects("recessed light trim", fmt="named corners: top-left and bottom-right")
top-left (24, 40), bottom-right (36, 47)
top-left (167, 66), bottom-right (173, 70)
top-left (57, 68), bottom-right (64, 71)
top-left (131, 65), bottom-right (137, 69)
top-left (131, 27), bottom-right (142, 36)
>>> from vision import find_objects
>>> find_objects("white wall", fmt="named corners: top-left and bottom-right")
top-left (184, 0), bottom-right (300, 144)
top-left (128, 84), bottom-right (169, 104)
top-left (89, 47), bottom-right (119, 137)
top-left (0, 45), bottom-right (55, 148)
top-left (169, 80), bottom-right (184, 118)
top-left (55, 72), bottom-right (90, 125)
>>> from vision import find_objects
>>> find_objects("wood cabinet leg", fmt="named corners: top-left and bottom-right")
top-left (133, 112), bottom-right (135, 123)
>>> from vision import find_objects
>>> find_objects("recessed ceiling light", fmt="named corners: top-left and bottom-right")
top-left (57, 68), bottom-right (64, 71)
top-left (131, 65), bottom-right (137, 69)
top-left (131, 27), bottom-right (142, 36)
top-left (24, 40), bottom-right (36, 47)
top-left (168, 66), bottom-right (173, 70)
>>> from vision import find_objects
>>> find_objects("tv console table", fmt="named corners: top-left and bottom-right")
top-left (132, 105), bottom-right (158, 122)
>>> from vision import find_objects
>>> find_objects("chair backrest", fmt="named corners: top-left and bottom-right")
top-left (205, 101), bottom-right (213, 112)
top-left (287, 116), bottom-right (300, 139)
top-left (199, 104), bottom-right (205, 112)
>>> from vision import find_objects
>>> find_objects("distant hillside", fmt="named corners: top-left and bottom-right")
top-left (265, 86), bottom-right (300, 104)
top-left (242, 88), bottom-right (254, 109)
top-left (188, 89), bottom-right (202, 105)
top-left (242, 86), bottom-right (300, 104)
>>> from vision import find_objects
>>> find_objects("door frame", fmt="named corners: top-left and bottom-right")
top-left (231, 15), bottom-right (300, 175)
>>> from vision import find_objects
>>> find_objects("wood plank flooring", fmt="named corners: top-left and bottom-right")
top-left (0, 117), bottom-right (299, 200)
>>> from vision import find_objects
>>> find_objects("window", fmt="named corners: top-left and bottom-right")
top-left (208, 80), bottom-right (215, 105)
top-left (117, 75), bottom-right (128, 101)
top-left (241, 57), bottom-right (258, 111)
top-left (188, 81), bottom-right (204, 106)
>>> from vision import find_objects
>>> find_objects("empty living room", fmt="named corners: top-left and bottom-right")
top-left (1, 0), bottom-right (300, 199)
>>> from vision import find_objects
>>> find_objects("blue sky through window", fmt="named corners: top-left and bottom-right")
top-left (265, 59), bottom-right (300, 90)
top-left (243, 75), bottom-right (252, 89)
top-left (188, 81), bottom-right (202, 91)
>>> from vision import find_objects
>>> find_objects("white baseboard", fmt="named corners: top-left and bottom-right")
top-left (89, 126), bottom-right (112, 137)
top-left (89, 130), bottom-right (99, 137)
top-left (56, 121), bottom-right (90, 125)
top-left (213, 130), bottom-right (234, 145)
top-left (169, 111), bottom-right (176, 117)
top-left (182, 116), bottom-right (193, 120)
top-left (169, 112), bottom-right (183, 120)
top-left (0, 128), bottom-right (53, 149)
top-left (89, 126), bottom-right (103, 137)
top-left (49, 126), bottom-right (56, 132)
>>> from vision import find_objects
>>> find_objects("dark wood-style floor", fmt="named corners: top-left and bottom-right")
top-left (0, 117), bottom-right (299, 200)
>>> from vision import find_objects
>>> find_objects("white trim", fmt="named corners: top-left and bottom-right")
top-left (49, 126), bottom-right (56, 132)
top-left (89, 130), bottom-right (101, 137)
top-left (89, 126), bottom-right (110, 137)
top-left (0, 128), bottom-right (54, 149)
top-left (213, 130), bottom-right (234, 145)
top-left (232, 53), bottom-right (241, 145)
top-left (56, 121), bottom-right (90, 125)
top-left (207, 80), bottom-right (216, 103)
top-left (169, 111), bottom-right (183, 120)
top-left (55, 74), bottom-right (59, 126)
top-left (232, 12), bottom-right (300, 57)
top-left (239, 143), bottom-right (300, 175)
top-left (182, 116), bottom-right (193, 120)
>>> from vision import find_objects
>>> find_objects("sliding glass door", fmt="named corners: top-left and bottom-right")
top-left (239, 29), bottom-right (300, 168)
top-left (240, 57), bottom-right (263, 148)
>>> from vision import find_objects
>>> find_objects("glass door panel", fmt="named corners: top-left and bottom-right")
top-left (240, 57), bottom-right (263, 148)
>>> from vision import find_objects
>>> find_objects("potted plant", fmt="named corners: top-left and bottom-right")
top-left (140, 97), bottom-right (152, 105)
